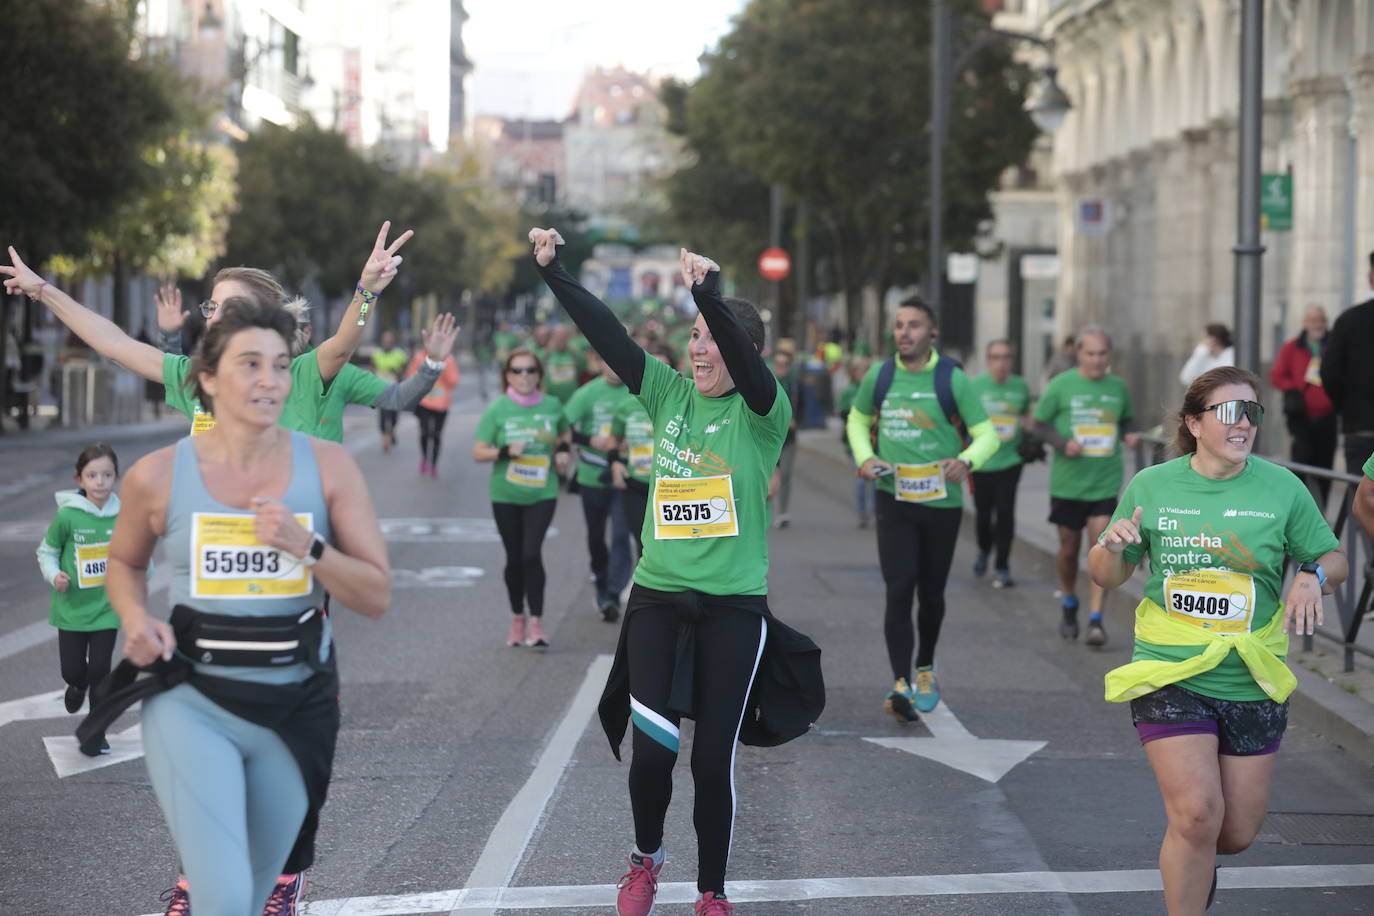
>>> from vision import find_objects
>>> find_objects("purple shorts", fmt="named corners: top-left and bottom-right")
top-left (1130, 684), bottom-right (1286, 756)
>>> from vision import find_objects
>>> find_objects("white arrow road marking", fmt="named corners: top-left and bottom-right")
top-left (44, 722), bottom-right (143, 778)
top-left (133, 863), bottom-right (1374, 914)
top-left (391, 566), bottom-right (485, 589)
top-left (0, 688), bottom-right (73, 728)
top-left (864, 700), bottom-right (1046, 783)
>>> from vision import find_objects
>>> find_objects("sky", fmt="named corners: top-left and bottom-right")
top-left (463, 0), bottom-right (749, 120)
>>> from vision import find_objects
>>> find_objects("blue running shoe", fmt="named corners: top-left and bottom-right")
top-left (913, 666), bottom-right (941, 712)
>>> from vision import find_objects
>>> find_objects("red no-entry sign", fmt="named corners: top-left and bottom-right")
top-left (758, 247), bottom-right (791, 281)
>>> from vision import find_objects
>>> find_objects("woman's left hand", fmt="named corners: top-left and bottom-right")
top-left (358, 221), bottom-right (414, 294)
top-left (1282, 572), bottom-right (1325, 635)
top-left (251, 497), bottom-right (312, 558)
top-left (679, 248), bottom-right (719, 287)
top-left (555, 451), bottom-right (572, 477)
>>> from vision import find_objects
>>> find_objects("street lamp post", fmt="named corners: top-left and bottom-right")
top-left (928, 4), bottom-right (1071, 321)
top-left (1234, 0), bottom-right (1264, 373)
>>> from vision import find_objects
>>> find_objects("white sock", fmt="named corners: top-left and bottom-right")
top-left (632, 845), bottom-right (664, 867)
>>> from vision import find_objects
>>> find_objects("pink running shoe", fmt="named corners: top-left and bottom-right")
top-left (695, 891), bottom-right (734, 915)
top-left (525, 617), bottom-right (549, 648)
top-left (262, 872), bottom-right (306, 915)
top-left (419, 459), bottom-right (430, 475)
top-left (507, 616), bottom-right (526, 647)
top-left (616, 853), bottom-right (662, 916)
top-left (158, 877), bottom-right (189, 916)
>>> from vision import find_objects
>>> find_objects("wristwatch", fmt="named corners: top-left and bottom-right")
top-left (423, 356), bottom-right (445, 372)
top-left (1297, 561), bottom-right (1326, 587)
top-left (300, 532), bottom-right (327, 567)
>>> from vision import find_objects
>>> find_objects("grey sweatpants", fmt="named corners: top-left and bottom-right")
top-left (142, 683), bottom-right (307, 915)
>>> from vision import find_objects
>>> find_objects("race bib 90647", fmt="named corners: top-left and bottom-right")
top-left (894, 462), bottom-right (947, 503)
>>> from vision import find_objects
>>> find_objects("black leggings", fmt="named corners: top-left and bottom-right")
top-left (491, 500), bottom-right (557, 616)
top-left (57, 628), bottom-right (118, 702)
top-left (379, 408), bottom-right (399, 436)
top-left (971, 464), bottom-right (1022, 570)
top-left (415, 405), bottom-right (448, 465)
top-left (622, 480), bottom-right (649, 558)
top-left (624, 587), bottom-right (768, 896)
top-left (874, 491), bottom-right (962, 677)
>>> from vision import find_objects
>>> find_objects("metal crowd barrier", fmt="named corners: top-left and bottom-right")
top-left (1132, 434), bottom-right (1371, 673)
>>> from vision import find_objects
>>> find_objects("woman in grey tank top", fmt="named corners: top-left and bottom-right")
top-left (104, 299), bottom-right (391, 916)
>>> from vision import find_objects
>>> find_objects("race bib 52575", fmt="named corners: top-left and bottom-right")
top-left (653, 474), bottom-right (738, 539)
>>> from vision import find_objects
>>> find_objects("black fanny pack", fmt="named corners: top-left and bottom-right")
top-left (171, 604), bottom-right (326, 670)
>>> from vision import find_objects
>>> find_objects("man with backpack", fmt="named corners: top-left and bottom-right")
top-left (1032, 326), bottom-right (1140, 648)
top-left (845, 297), bottom-right (999, 722)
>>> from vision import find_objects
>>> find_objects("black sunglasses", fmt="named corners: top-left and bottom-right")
top-left (508, 366), bottom-right (540, 375)
top-left (1201, 399), bottom-right (1264, 426)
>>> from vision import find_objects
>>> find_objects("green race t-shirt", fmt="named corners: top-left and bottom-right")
top-left (612, 391), bottom-right (656, 485)
top-left (492, 330), bottom-right (520, 362)
top-left (836, 381), bottom-right (860, 418)
top-left (1034, 369), bottom-right (1134, 501)
top-left (851, 352), bottom-right (989, 507)
top-left (1110, 455), bottom-right (1338, 700)
top-left (969, 374), bottom-right (1030, 472)
top-left (475, 394), bottom-right (569, 505)
top-left (44, 498), bottom-right (119, 631)
top-left (635, 352), bottom-right (791, 595)
top-left (565, 377), bottom-right (634, 488)
top-left (162, 353), bottom-right (386, 442)
top-left (544, 350), bottom-right (581, 404)
top-left (1363, 453), bottom-right (1374, 479)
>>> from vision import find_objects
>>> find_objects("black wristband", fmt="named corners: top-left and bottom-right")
top-left (556, 442), bottom-right (571, 454)
top-left (606, 450), bottom-right (622, 465)
top-left (497, 444), bottom-right (511, 461)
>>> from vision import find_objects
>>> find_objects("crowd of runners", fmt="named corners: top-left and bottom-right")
top-left (1, 218), bottom-right (1359, 916)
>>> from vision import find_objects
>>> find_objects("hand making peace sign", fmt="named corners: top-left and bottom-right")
top-left (358, 221), bottom-right (415, 294)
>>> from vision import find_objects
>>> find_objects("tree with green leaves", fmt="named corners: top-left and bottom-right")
top-left (673, 0), bottom-right (1038, 344)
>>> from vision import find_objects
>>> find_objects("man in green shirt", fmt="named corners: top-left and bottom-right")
top-left (968, 339), bottom-right (1032, 588)
top-left (543, 324), bottom-right (583, 405)
top-left (564, 358), bottom-right (635, 619)
top-left (1033, 326), bottom-right (1141, 646)
top-left (846, 298), bottom-right (999, 720)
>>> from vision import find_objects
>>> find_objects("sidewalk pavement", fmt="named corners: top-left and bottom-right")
top-left (797, 423), bottom-right (1374, 768)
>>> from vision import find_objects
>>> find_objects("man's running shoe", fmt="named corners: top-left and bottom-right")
top-left (525, 617), bottom-right (549, 648)
top-left (262, 872), bottom-right (306, 915)
top-left (159, 878), bottom-right (189, 916)
top-left (973, 551), bottom-right (989, 577)
top-left (992, 570), bottom-right (1015, 589)
top-left (883, 678), bottom-right (919, 723)
top-left (1085, 619), bottom-right (1108, 647)
top-left (616, 852), bottom-right (662, 916)
top-left (913, 666), bottom-right (941, 712)
top-left (64, 684), bottom-right (86, 714)
top-left (598, 594), bottom-right (621, 623)
top-left (695, 892), bottom-right (735, 915)
top-left (507, 616), bottom-right (526, 647)
top-left (1059, 601), bottom-right (1079, 640)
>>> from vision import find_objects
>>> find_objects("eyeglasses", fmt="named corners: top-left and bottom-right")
top-left (199, 299), bottom-right (219, 318)
top-left (508, 366), bottom-right (539, 375)
top-left (1202, 399), bottom-right (1264, 426)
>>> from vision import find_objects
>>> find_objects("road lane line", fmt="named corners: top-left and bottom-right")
top-left (0, 619), bottom-right (54, 663)
top-left (442, 653), bottom-right (614, 916)
top-left (162, 863), bottom-right (1374, 915)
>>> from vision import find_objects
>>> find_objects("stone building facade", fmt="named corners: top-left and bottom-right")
top-left (1028, 0), bottom-right (1374, 424)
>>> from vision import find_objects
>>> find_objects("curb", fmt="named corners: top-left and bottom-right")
top-left (797, 434), bottom-right (1374, 766)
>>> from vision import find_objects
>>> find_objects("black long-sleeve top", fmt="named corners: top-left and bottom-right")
top-left (537, 256), bottom-right (776, 416)
top-left (1320, 298), bottom-right (1374, 433)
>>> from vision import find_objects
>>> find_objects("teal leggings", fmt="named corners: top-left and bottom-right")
top-left (142, 684), bottom-right (307, 916)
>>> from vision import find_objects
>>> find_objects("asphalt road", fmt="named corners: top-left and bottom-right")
top-left (1, 390), bottom-right (1371, 915)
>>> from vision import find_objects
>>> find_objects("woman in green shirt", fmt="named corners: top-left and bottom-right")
top-left (534, 228), bottom-right (794, 916)
top-left (472, 349), bottom-right (571, 648)
top-left (1089, 366), bottom-right (1345, 914)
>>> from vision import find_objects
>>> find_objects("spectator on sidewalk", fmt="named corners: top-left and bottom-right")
top-left (1270, 306), bottom-right (1336, 505)
top-left (1321, 251), bottom-right (1374, 473)
top-left (1178, 323), bottom-right (1235, 388)
top-left (1043, 334), bottom-right (1077, 383)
